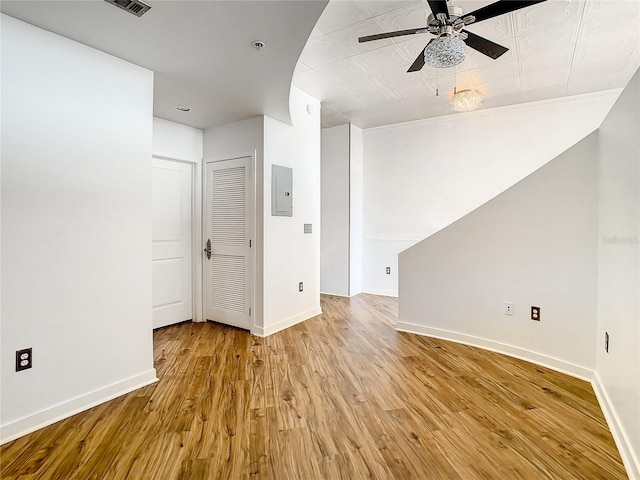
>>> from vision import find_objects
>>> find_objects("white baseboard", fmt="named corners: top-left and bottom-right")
top-left (320, 291), bottom-right (350, 297)
top-left (361, 288), bottom-right (398, 298)
top-left (396, 321), bottom-right (593, 381)
top-left (0, 369), bottom-right (158, 445)
top-left (253, 307), bottom-right (323, 337)
top-left (592, 373), bottom-right (640, 480)
top-left (397, 322), bottom-right (640, 479)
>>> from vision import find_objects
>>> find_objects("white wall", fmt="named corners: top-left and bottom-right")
top-left (204, 91), bottom-right (321, 337)
top-left (1, 15), bottom-right (156, 442)
top-left (363, 91), bottom-right (621, 296)
top-left (262, 87), bottom-right (322, 334)
top-left (396, 71), bottom-right (640, 477)
top-left (398, 132), bottom-right (599, 376)
top-left (321, 125), bottom-right (350, 296)
top-left (152, 117), bottom-right (204, 321)
top-left (349, 125), bottom-right (364, 296)
top-left (153, 117), bottom-right (203, 163)
top-left (203, 116), bottom-right (265, 330)
top-left (596, 69), bottom-right (640, 479)
top-left (320, 123), bottom-right (364, 297)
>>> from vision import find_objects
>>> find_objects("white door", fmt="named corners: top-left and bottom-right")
top-left (152, 158), bottom-right (193, 329)
top-left (204, 157), bottom-right (253, 330)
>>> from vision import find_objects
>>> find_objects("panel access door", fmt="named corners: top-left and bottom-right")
top-left (152, 158), bottom-right (193, 329)
top-left (204, 157), bottom-right (253, 330)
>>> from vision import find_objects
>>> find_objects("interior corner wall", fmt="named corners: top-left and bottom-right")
top-left (203, 116), bottom-right (265, 331)
top-left (1, 15), bottom-right (156, 442)
top-left (596, 68), bottom-right (640, 479)
top-left (153, 117), bottom-right (203, 163)
top-left (320, 123), bottom-right (364, 297)
top-left (349, 125), bottom-right (364, 296)
top-left (398, 131), bottom-right (599, 377)
top-left (321, 124), bottom-right (350, 296)
top-left (262, 87), bottom-right (322, 334)
top-left (363, 91), bottom-right (621, 297)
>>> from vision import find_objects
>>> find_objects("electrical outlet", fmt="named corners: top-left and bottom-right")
top-left (16, 348), bottom-right (32, 371)
top-left (605, 332), bottom-right (609, 353)
top-left (386, 267), bottom-right (391, 275)
top-left (299, 282), bottom-right (303, 292)
top-left (531, 306), bottom-right (540, 321)
top-left (505, 302), bottom-right (513, 315)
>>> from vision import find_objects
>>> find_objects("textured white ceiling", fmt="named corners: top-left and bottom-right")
top-left (293, 0), bottom-right (640, 129)
top-left (1, 0), bottom-right (328, 129)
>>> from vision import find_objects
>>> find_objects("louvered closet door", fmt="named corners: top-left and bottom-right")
top-left (204, 157), bottom-right (253, 330)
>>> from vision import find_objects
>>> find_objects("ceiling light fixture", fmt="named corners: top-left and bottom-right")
top-left (176, 106), bottom-right (191, 112)
top-left (424, 34), bottom-right (466, 69)
top-left (450, 89), bottom-right (484, 112)
top-left (253, 41), bottom-right (265, 51)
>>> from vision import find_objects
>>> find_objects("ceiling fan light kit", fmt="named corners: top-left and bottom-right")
top-left (424, 36), bottom-right (466, 68)
top-left (358, 0), bottom-right (546, 73)
top-left (359, 1), bottom-right (546, 113)
top-left (450, 89), bottom-right (485, 112)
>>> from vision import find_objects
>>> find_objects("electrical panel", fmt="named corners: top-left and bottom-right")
top-left (271, 165), bottom-right (293, 217)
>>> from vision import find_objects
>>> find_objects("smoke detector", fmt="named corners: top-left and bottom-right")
top-left (104, 0), bottom-right (151, 17)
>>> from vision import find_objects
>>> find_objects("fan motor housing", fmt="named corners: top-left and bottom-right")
top-left (427, 5), bottom-right (463, 25)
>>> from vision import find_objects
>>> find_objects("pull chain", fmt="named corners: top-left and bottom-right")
top-left (454, 66), bottom-right (458, 96)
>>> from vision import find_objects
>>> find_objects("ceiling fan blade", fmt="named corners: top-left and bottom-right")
top-left (465, 0), bottom-right (546, 24)
top-left (427, 0), bottom-right (449, 17)
top-left (358, 27), bottom-right (427, 43)
top-left (407, 41), bottom-right (432, 72)
top-left (462, 30), bottom-right (508, 59)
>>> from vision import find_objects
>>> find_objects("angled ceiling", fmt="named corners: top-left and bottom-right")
top-left (3, 0), bottom-right (638, 131)
top-left (292, 0), bottom-right (640, 129)
top-left (1, 0), bottom-right (328, 130)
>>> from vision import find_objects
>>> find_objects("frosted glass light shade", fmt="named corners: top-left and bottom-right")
top-left (450, 89), bottom-right (485, 112)
top-left (424, 37), bottom-right (466, 69)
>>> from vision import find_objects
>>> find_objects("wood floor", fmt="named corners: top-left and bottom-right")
top-left (1, 294), bottom-right (627, 479)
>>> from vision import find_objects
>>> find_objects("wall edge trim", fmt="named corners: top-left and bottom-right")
top-left (253, 307), bottom-right (323, 337)
top-left (592, 373), bottom-right (640, 480)
top-left (397, 322), bottom-right (639, 479)
top-left (362, 288), bottom-right (398, 298)
top-left (396, 321), bottom-right (593, 380)
top-left (0, 369), bottom-right (158, 445)
top-left (151, 154), bottom-right (199, 165)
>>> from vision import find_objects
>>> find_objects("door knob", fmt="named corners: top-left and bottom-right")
top-left (204, 239), bottom-right (211, 260)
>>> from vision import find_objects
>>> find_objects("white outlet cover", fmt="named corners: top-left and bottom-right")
top-left (505, 302), bottom-right (513, 315)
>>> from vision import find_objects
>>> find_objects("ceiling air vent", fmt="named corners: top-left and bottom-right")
top-left (104, 0), bottom-right (151, 17)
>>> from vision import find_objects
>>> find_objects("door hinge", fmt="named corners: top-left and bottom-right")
top-left (249, 239), bottom-right (252, 247)
top-left (249, 308), bottom-right (252, 316)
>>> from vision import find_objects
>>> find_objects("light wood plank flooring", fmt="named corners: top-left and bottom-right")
top-left (1, 294), bottom-right (627, 479)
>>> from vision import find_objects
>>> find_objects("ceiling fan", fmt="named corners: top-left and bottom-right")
top-left (358, 0), bottom-right (547, 72)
